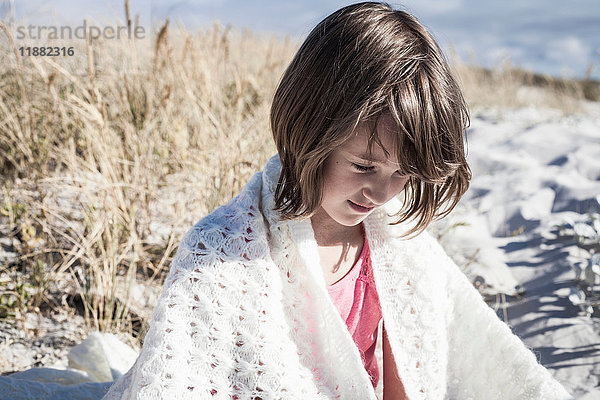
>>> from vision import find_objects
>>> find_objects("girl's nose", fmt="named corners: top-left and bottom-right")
top-left (363, 181), bottom-right (391, 206)
top-left (363, 175), bottom-right (409, 206)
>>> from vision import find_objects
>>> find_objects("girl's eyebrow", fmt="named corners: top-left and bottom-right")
top-left (342, 150), bottom-right (382, 162)
top-left (356, 153), bottom-right (382, 162)
top-left (352, 152), bottom-right (401, 167)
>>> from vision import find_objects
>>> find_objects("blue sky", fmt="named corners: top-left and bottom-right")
top-left (4, 0), bottom-right (600, 80)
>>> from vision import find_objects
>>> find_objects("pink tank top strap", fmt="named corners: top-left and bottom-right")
top-left (326, 233), bottom-right (383, 388)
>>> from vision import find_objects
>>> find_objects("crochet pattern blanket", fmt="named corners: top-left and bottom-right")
top-left (103, 155), bottom-right (572, 400)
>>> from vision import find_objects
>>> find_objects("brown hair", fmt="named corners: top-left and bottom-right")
top-left (270, 2), bottom-right (471, 235)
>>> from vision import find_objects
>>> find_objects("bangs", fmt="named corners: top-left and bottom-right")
top-left (364, 73), bottom-right (469, 185)
top-left (360, 65), bottom-right (471, 234)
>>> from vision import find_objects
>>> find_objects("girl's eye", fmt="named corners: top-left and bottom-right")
top-left (352, 163), bottom-right (374, 172)
top-left (351, 162), bottom-right (408, 176)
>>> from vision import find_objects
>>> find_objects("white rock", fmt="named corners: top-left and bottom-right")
top-left (67, 332), bottom-right (138, 382)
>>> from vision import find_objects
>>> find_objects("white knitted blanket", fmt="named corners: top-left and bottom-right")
top-left (103, 155), bottom-right (572, 400)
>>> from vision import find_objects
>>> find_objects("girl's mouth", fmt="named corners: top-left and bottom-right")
top-left (348, 200), bottom-right (374, 213)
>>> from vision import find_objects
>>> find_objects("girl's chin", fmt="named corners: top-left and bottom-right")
top-left (336, 213), bottom-right (369, 227)
top-left (320, 212), bottom-right (365, 228)
top-left (311, 204), bottom-right (369, 228)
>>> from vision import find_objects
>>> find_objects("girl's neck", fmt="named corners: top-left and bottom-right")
top-left (310, 207), bottom-right (364, 247)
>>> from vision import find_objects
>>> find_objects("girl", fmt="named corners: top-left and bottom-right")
top-left (104, 2), bottom-right (572, 399)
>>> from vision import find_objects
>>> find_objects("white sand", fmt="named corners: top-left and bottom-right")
top-left (434, 105), bottom-right (600, 397)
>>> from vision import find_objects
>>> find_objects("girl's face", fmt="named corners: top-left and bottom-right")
top-left (315, 115), bottom-right (410, 228)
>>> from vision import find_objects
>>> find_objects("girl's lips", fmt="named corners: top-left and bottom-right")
top-left (348, 200), bottom-right (374, 213)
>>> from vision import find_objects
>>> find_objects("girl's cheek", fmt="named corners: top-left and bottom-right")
top-left (393, 177), bottom-right (409, 194)
top-left (334, 170), bottom-right (359, 185)
top-left (349, 173), bottom-right (368, 187)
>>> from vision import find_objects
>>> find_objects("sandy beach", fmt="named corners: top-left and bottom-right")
top-left (432, 105), bottom-right (600, 398)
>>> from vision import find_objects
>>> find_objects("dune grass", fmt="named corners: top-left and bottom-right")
top-left (0, 14), bottom-right (596, 347)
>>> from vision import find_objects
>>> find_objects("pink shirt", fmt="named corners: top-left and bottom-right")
top-left (326, 236), bottom-right (382, 388)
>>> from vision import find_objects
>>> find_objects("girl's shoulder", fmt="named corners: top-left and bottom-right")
top-left (168, 181), bottom-right (271, 279)
top-left (371, 199), bottom-right (460, 286)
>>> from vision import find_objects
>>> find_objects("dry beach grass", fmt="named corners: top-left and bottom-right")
top-left (0, 11), bottom-right (598, 374)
